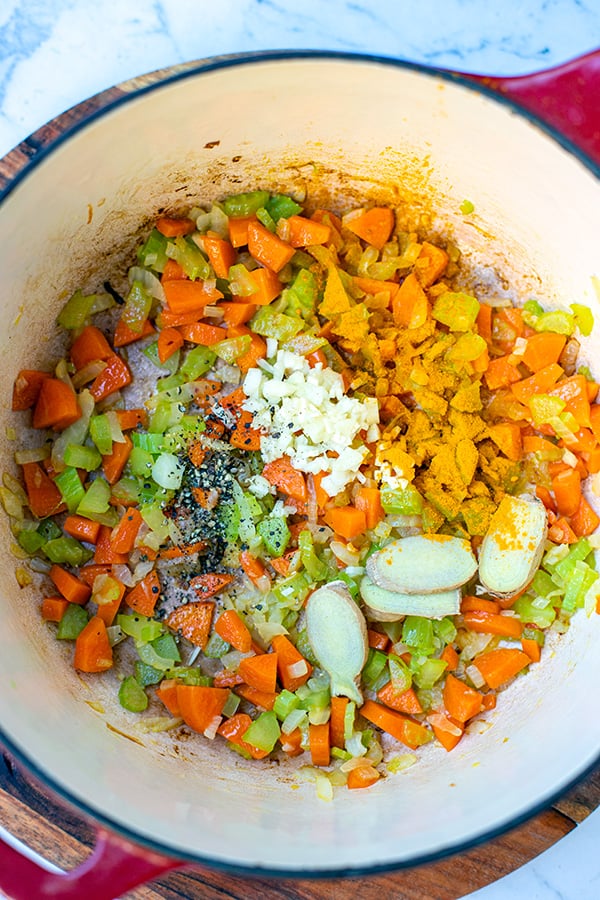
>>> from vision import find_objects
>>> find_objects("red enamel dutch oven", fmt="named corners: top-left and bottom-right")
top-left (1, 51), bottom-right (600, 899)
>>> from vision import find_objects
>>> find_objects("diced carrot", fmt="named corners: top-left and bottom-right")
top-left (63, 515), bottom-right (101, 544)
top-left (549, 374), bottom-right (592, 429)
top-left (462, 611), bottom-right (523, 639)
top-left (552, 467), bottom-right (581, 517)
top-left (476, 304), bottom-right (493, 343)
top-left (535, 484), bottom-right (556, 512)
top-left (306, 349), bottom-right (328, 368)
top-left (178, 322), bottom-right (226, 346)
top-left (125, 569), bottom-right (161, 617)
top-left (12, 369), bottom-right (50, 411)
top-left (367, 629), bottom-right (390, 652)
top-left (203, 234), bottom-right (237, 279)
top-left (94, 525), bottom-right (128, 565)
top-left (228, 214), bottom-right (258, 249)
top-left (271, 634), bottom-right (312, 692)
top-left (287, 215), bottom-right (331, 248)
top-left (522, 332), bottom-right (567, 373)
top-left (354, 486), bottom-right (384, 529)
top-left (246, 267), bottom-right (283, 306)
top-left (311, 208), bottom-right (342, 231)
top-left (217, 712), bottom-right (269, 759)
top-left (218, 301), bottom-right (258, 326)
top-left (523, 435), bottom-right (561, 457)
top-left (190, 572), bottom-right (233, 599)
top-left (157, 326), bottom-right (184, 362)
top-left (440, 644), bottom-right (459, 671)
top-left (377, 683), bottom-right (423, 715)
top-left (22, 462), bottom-right (66, 518)
top-left (270, 555), bottom-right (291, 577)
top-left (487, 423), bottom-right (522, 461)
top-left (461, 595), bottom-right (501, 614)
top-left (312, 472), bottom-right (330, 509)
top-left (442, 673), bottom-right (484, 723)
top-left (324, 505), bottom-right (367, 540)
top-left (235, 683), bottom-right (278, 711)
top-left (32, 379), bottom-right (81, 430)
top-left (238, 653), bottom-right (279, 694)
top-left (233, 329), bottom-right (268, 372)
top-left (41, 596), bottom-right (69, 622)
top-left (392, 273), bottom-right (428, 329)
top-left (89, 355), bottom-right (132, 402)
top-left (309, 722), bottom-right (330, 767)
top-left (570, 495), bottom-right (600, 536)
top-left (110, 507), bottom-right (143, 554)
top-left (113, 316), bottom-right (155, 348)
top-left (157, 539), bottom-right (207, 560)
top-left (74, 616), bottom-right (113, 673)
top-left (329, 696), bottom-right (348, 750)
top-left (177, 685), bottom-right (230, 734)
top-left (584, 445), bottom-right (600, 474)
top-left (360, 700), bottom-right (432, 750)
top-left (102, 435), bottom-right (132, 485)
top-left (494, 307), bottom-right (525, 351)
top-left (115, 408), bottom-right (148, 430)
top-left (77, 564), bottom-right (111, 588)
top-left (472, 648), bottom-right (530, 689)
top-left (521, 638), bottom-right (542, 663)
top-left (247, 221), bottom-right (295, 273)
top-left (156, 680), bottom-right (181, 717)
top-left (163, 279), bottom-right (223, 314)
top-left (560, 427), bottom-right (597, 454)
top-left (70, 326), bottom-right (113, 370)
top-left (483, 355), bottom-right (521, 391)
top-left (160, 259), bottom-right (188, 283)
top-left (93, 577), bottom-right (126, 627)
top-left (428, 711), bottom-right (464, 752)
top-left (213, 669), bottom-right (244, 688)
top-left (481, 693), bottom-right (497, 711)
top-left (346, 765), bottom-right (381, 790)
top-left (166, 601), bottom-right (214, 650)
top-left (156, 308), bottom-right (205, 329)
top-left (548, 517), bottom-right (579, 543)
top-left (344, 207), bottom-right (394, 250)
top-left (239, 550), bottom-right (266, 583)
top-left (353, 276), bottom-right (399, 303)
top-left (415, 241), bottom-right (449, 287)
top-left (511, 363), bottom-right (564, 404)
top-left (155, 216), bottom-right (196, 237)
top-left (262, 456), bottom-right (307, 503)
top-left (280, 727), bottom-right (304, 757)
top-left (214, 609), bottom-right (253, 652)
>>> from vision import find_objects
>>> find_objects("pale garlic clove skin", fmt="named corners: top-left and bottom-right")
top-left (366, 534), bottom-right (477, 594)
top-left (360, 576), bottom-right (461, 620)
top-left (478, 494), bottom-right (548, 598)
top-left (305, 582), bottom-right (368, 706)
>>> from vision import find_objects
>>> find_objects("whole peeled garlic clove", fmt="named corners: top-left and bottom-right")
top-left (360, 576), bottom-right (461, 620)
top-left (366, 534), bottom-right (477, 594)
top-left (305, 581), bottom-right (369, 705)
top-left (478, 494), bottom-right (548, 598)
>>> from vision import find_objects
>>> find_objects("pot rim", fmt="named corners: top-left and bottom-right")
top-left (1, 49), bottom-right (599, 878)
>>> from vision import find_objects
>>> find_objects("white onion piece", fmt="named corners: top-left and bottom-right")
top-left (330, 540), bottom-right (361, 567)
top-left (105, 410), bottom-right (126, 444)
top-left (71, 360), bottom-right (106, 389)
top-left (203, 715), bottom-right (222, 740)
top-left (152, 453), bottom-right (184, 490)
top-left (14, 446), bottom-right (50, 465)
top-left (128, 265), bottom-right (165, 302)
top-left (111, 564), bottom-right (135, 588)
top-left (466, 664), bottom-right (486, 690)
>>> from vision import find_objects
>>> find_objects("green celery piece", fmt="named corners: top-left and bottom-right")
top-left (513, 594), bottom-right (556, 629)
top-left (298, 530), bottom-right (329, 582)
top-left (265, 194), bottom-right (302, 222)
top-left (294, 628), bottom-right (320, 666)
top-left (229, 263), bottom-right (259, 297)
top-left (89, 415), bottom-right (113, 456)
top-left (134, 661), bottom-right (163, 687)
top-left (433, 617), bottom-right (457, 644)
top-left (111, 477), bottom-right (141, 506)
top-left (381, 620), bottom-right (404, 643)
top-left (55, 467), bottom-right (85, 514)
top-left (413, 657), bottom-right (447, 690)
top-left (522, 626), bottom-right (545, 646)
top-left (273, 689), bottom-right (301, 721)
top-left (299, 686), bottom-right (330, 712)
top-left (44, 536), bottom-right (92, 566)
top-left (530, 569), bottom-right (556, 598)
top-left (163, 666), bottom-right (209, 686)
top-left (151, 633), bottom-right (181, 662)
top-left (204, 632), bottom-right (231, 658)
top-left (554, 539), bottom-right (592, 581)
top-left (432, 292), bottom-right (480, 331)
top-left (128, 446), bottom-right (154, 478)
top-left (218, 503), bottom-right (241, 543)
top-left (57, 604), bottom-right (89, 640)
top-left (17, 529), bottom-right (46, 555)
top-left (534, 310), bottom-right (575, 335)
top-left (122, 280), bottom-right (152, 333)
top-left (117, 613), bottom-right (164, 644)
top-left (149, 401), bottom-right (184, 434)
top-left (284, 269), bottom-right (318, 320)
top-left (381, 484), bottom-right (423, 515)
top-left (76, 477), bottom-right (111, 519)
top-left (222, 190), bottom-right (270, 218)
top-left (343, 700), bottom-right (356, 742)
top-left (180, 346), bottom-right (216, 380)
top-left (63, 444), bottom-right (102, 472)
top-left (232, 481), bottom-right (256, 543)
top-left (257, 516), bottom-right (290, 556)
top-left (388, 655), bottom-right (412, 693)
top-left (242, 710), bottom-right (281, 753)
top-left (570, 303), bottom-right (594, 336)
top-left (256, 207), bottom-right (276, 232)
top-left (222, 693), bottom-right (241, 718)
top-left (402, 616), bottom-right (435, 655)
top-left (250, 307), bottom-right (304, 341)
top-left (562, 562), bottom-right (598, 612)
top-left (137, 228), bottom-right (169, 272)
top-left (57, 290), bottom-right (96, 330)
top-left (213, 335), bottom-right (251, 364)
top-left (362, 649), bottom-right (388, 689)
top-left (118, 675), bottom-right (148, 713)
top-left (522, 299), bottom-right (544, 327)
top-left (166, 235), bottom-right (211, 281)
top-left (157, 373), bottom-right (185, 392)
top-left (37, 520), bottom-right (62, 541)
top-left (136, 642), bottom-right (173, 671)
top-left (144, 341), bottom-right (181, 375)
top-left (271, 571), bottom-right (312, 607)
top-left (131, 432), bottom-right (165, 454)
top-left (335, 570), bottom-right (360, 598)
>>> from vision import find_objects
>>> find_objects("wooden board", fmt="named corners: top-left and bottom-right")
top-left (1, 62), bottom-right (599, 898)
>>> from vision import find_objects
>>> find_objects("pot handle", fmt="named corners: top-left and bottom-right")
top-left (0, 825), bottom-right (181, 899)
top-left (460, 49), bottom-right (600, 169)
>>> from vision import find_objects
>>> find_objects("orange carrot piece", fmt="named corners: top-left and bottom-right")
top-left (481, 693), bottom-right (497, 711)
top-left (239, 550), bottom-right (267, 583)
top-left (522, 332), bottom-right (567, 373)
top-left (89, 355), bottom-right (132, 402)
top-left (233, 329), bottom-right (268, 372)
top-left (287, 215), bottom-right (331, 248)
top-left (535, 484), bottom-right (557, 512)
top-left (213, 669), bottom-right (244, 688)
top-left (524, 435), bottom-right (562, 457)
top-left (115, 408), bottom-right (148, 431)
top-left (246, 267), bottom-right (283, 306)
top-left (415, 241), bottom-right (449, 287)
top-left (229, 411), bottom-right (262, 451)
top-left (329, 696), bottom-right (348, 750)
top-left (487, 422), bottom-right (523, 461)
top-left (262, 456), bottom-right (307, 503)
top-left (549, 374), bottom-right (592, 429)
top-left (312, 472), bottom-right (330, 508)
top-left (473, 648), bottom-right (530, 689)
top-left (280, 727), bottom-right (304, 757)
top-left (178, 322), bottom-right (226, 346)
top-left (511, 363), bottom-right (564, 404)
top-left (63, 515), bottom-right (101, 544)
top-left (203, 234), bottom-right (237, 279)
top-left (177, 685), bottom-right (230, 733)
top-left (21, 462), bottom-right (66, 518)
top-left (392, 273), bottom-right (428, 328)
top-left (440, 644), bottom-right (459, 671)
top-left (156, 680), bottom-right (181, 717)
top-left (190, 572), bottom-right (234, 599)
top-left (354, 486), bottom-right (384, 529)
top-left (306, 349), bottom-right (328, 368)
top-left (228, 214), bottom-right (258, 248)
top-left (217, 712), bottom-right (269, 759)
top-left (346, 765), bottom-right (380, 789)
top-left (155, 216), bottom-right (196, 237)
top-left (157, 327), bottom-right (184, 362)
top-left (461, 595), bottom-right (501, 614)
top-left (94, 577), bottom-right (126, 627)
top-left (32, 379), bottom-right (81, 430)
top-left (311, 208), bottom-right (342, 231)
top-left (238, 653), bottom-right (279, 694)
top-left (157, 539), bottom-right (207, 560)
top-left (463, 611), bottom-right (523, 639)
top-left (113, 316), bottom-right (155, 348)
top-left (76, 564), bottom-right (111, 588)
top-left (309, 721), bottom-right (331, 767)
top-left (324, 505), bottom-right (367, 540)
top-left (41, 596), bottom-right (69, 622)
top-left (428, 711), bottom-right (464, 752)
top-left (270, 555), bottom-right (291, 577)
top-left (271, 634), bottom-right (312, 692)
top-left (73, 616), bottom-right (113, 673)
top-left (360, 700), bottom-right (432, 750)
top-left (344, 207), bottom-right (394, 250)
top-left (548, 516), bottom-right (578, 544)
top-left (70, 325), bottom-right (113, 370)
top-left (234, 683), bottom-right (278, 711)
top-left (570, 496), bottom-right (600, 536)
top-left (110, 507), bottom-right (143, 554)
top-left (443, 673), bottom-right (484, 723)
top-left (476, 304), bottom-right (493, 343)
top-left (93, 525), bottom-right (128, 565)
top-left (125, 570), bottom-right (161, 617)
top-left (218, 301), bottom-right (258, 326)
top-left (367, 628), bottom-right (390, 652)
top-left (483, 355), bottom-right (521, 391)
top-left (12, 369), bottom-right (50, 411)
top-left (163, 279), bottom-right (223, 314)
top-left (353, 276), bottom-right (399, 303)
top-left (160, 259), bottom-right (188, 283)
top-left (214, 609), bottom-right (253, 652)
top-left (377, 683), bottom-right (423, 715)
top-left (102, 435), bottom-right (132, 485)
top-left (552, 467), bottom-right (581, 518)
top-left (166, 601), bottom-right (214, 650)
top-left (521, 638), bottom-right (542, 663)
top-left (247, 221), bottom-right (295, 273)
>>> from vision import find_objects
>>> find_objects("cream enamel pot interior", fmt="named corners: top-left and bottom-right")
top-left (1, 51), bottom-right (600, 898)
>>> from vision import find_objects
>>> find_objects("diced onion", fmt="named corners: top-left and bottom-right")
top-left (14, 446), bottom-right (51, 465)
top-left (111, 564), bottom-right (136, 588)
top-left (203, 305), bottom-right (224, 320)
top-left (315, 773), bottom-right (333, 802)
top-left (330, 540), bottom-right (361, 567)
top-left (340, 756), bottom-right (374, 773)
top-left (71, 360), bottom-right (106, 389)
top-left (152, 453), bottom-right (185, 490)
top-left (203, 715), bottom-right (222, 740)
top-left (105, 411), bottom-right (126, 444)
top-left (427, 713), bottom-right (462, 736)
top-left (287, 660), bottom-right (308, 679)
top-left (465, 664), bottom-right (486, 689)
top-left (128, 265), bottom-right (165, 302)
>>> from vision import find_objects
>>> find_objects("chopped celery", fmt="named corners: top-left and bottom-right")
top-left (271, 571), bottom-right (312, 607)
top-left (362, 649), bottom-right (388, 689)
top-left (412, 657), bottom-right (447, 690)
top-left (76, 477), bottom-right (111, 519)
top-left (136, 642), bottom-right (174, 671)
top-left (149, 402), bottom-right (184, 435)
top-left (283, 269), bottom-right (318, 320)
top-left (128, 446), bottom-right (154, 478)
top-left (56, 604), bottom-right (89, 640)
top-left (180, 346), bottom-right (216, 380)
top-left (137, 228), bottom-right (169, 272)
top-left (222, 190), bottom-right (270, 218)
top-left (433, 617), bottom-right (457, 645)
top-left (117, 613), bottom-right (164, 644)
top-left (90, 415), bottom-right (113, 456)
top-left (522, 299), bottom-right (544, 327)
top-left (562, 562), bottom-right (598, 612)
top-left (513, 594), bottom-right (556, 629)
top-left (343, 700), bottom-right (356, 742)
top-left (294, 628), bottom-right (320, 666)
top-left (257, 516), bottom-right (290, 557)
top-left (118, 675), bottom-right (148, 713)
top-left (151, 633), bottom-right (181, 662)
top-left (166, 235), bottom-right (211, 280)
top-left (534, 310), bottom-right (575, 335)
top-left (222, 692), bottom-right (240, 718)
top-left (388, 654), bottom-right (412, 693)
top-left (43, 536), bottom-right (92, 566)
top-left (122, 280), bottom-right (152, 333)
top-left (250, 307), bottom-right (304, 341)
top-left (256, 207), bottom-right (276, 232)
top-left (111, 477), bottom-right (141, 506)
top-left (527, 393), bottom-right (565, 426)
top-left (334, 570), bottom-right (360, 598)
top-left (242, 710), bottom-right (281, 753)
top-left (57, 290), bottom-right (96, 329)
top-left (218, 503), bottom-right (241, 542)
top-left (232, 481), bottom-right (256, 543)
top-left (55, 467), bottom-right (85, 513)
top-left (530, 569), bottom-right (557, 598)
top-left (554, 539), bottom-right (592, 581)
top-left (163, 666), bottom-right (209, 686)
top-left (402, 616), bottom-right (435, 656)
top-left (157, 373), bottom-right (185, 392)
top-left (297, 685), bottom-right (330, 712)
top-left (144, 341), bottom-right (181, 375)
top-left (37, 520), bottom-right (62, 541)
top-left (381, 484), bottom-right (423, 515)
top-left (63, 444), bottom-right (102, 472)
top-left (570, 303), bottom-right (594, 336)
top-left (298, 529), bottom-right (329, 582)
top-left (381, 620), bottom-right (405, 643)
top-left (331, 746), bottom-right (352, 761)
top-left (131, 432), bottom-right (165, 454)
top-left (273, 689), bottom-right (301, 721)
top-left (229, 263), bottom-right (259, 297)
top-left (266, 194), bottom-right (302, 222)
top-left (203, 632), bottom-right (231, 658)
top-left (17, 529), bottom-right (46, 554)
top-left (522, 626), bottom-right (545, 647)
top-left (432, 292), bottom-right (480, 332)
top-left (134, 661), bottom-right (163, 687)
top-left (213, 335), bottom-right (251, 364)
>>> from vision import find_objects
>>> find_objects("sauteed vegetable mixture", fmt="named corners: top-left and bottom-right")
top-left (5, 191), bottom-right (600, 795)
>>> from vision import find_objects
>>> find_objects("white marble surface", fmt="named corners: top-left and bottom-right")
top-left (0, 1), bottom-right (599, 898)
